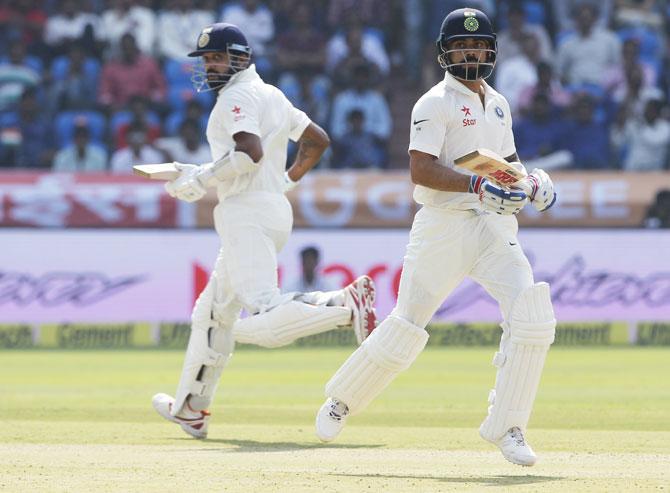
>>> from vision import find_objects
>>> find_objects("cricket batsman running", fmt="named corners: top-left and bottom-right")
top-left (315, 8), bottom-right (557, 466)
top-left (152, 23), bottom-right (376, 439)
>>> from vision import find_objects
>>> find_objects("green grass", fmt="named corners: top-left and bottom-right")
top-left (1, 347), bottom-right (669, 492)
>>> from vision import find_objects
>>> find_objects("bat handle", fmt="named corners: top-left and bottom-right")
top-left (512, 179), bottom-right (533, 196)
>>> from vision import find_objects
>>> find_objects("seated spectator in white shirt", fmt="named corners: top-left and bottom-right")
top-left (612, 89), bottom-right (670, 171)
top-left (110, 122), bottom-right (163, 174)
top-left (0, 41), bottom-right (41, 112)
top-left (330, 64), bottom-right (391, 143)
top-left (496, 32), bottom-right (543, 117)
top-left (44, 0), bottom-right (99, 57)
top-left (99, 0), bottom-right (156, 55)
top-left (156, 0), bottom-right (214, 61)
top-left (496, 4), bottom-right (552, 64)
top-left (555, 2), bottom-right (621, 86)
top-left (53, 120), bottom-right (107, 172)
top-left (154, 119), bottom-right (211, 164)
top-left (220, 0), bottom-right (274, 76)
top-left (326, 19), bottom-right (390, 77)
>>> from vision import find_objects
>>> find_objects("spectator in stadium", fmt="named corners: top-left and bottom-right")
top-left (284, 246), bottom-right (336, 293)
top-left (109, 121), bottom-right (163, 174)
top-left (98, 33), bottom-right (166, 111)
top-left (644, 190), bottom-right (670, 228)
top-left (603, 38), bottom-right (657, 104)
top-left (0, 40), bottom-right (41, 112)
top-left (333, 109), bottom-right (385, 169)
top-left (220, 0), bottom-right (275, 77)
top-left (52, 118), bottom-right (107, 173)
top-left (99, 0), bottom-right (156, 55)
top-left (112, 95), bottom-right (161, 150)
top-left (154, 118), bottom-right (211, 165)
top-left (156, 0), bottom-right (215, 61)
top-left (46, 43), bottom-right (98, 114)
top-left (326, 17), bottom-right (390, 81)
top-left (552, 0), bottom-right (613, 34)
top-left (0, 88), bottom-right (53, 168)
top-left (329, 63), bottom-right (391, 146)
top-left (327, 0), bottom-right (390, 31)
top-left (555, 2), bottom-right (621, 87)
top-left (496, 3), bottom-right (553, 64)
top-left (164, 99), bottom-right (208, 136)
top-left (276, 3), bottom-right (330, 128)
top-left (495, 32), bottom-right (543, 117)
top-left (0, 0), bottom-right (47, 58)
top-left (514, 93), bottom-right (567, 163)
top-left (43, 0), bottom-right (99, 58)
top-left (517, 61), bottom-right (572, 115)
top-left (611, 89), bottom-right (670, 171)
top-left (559, 92), bottom-right (611, 169)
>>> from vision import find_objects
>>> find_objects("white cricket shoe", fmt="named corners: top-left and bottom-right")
top-left (344, 275), bottom-right (377, 344)
top-left (315, 397), bottom-right (349, 442)
top-left (152, 393), bottom-right (210, 439)
top-left (483, 426), bottom-right (538, 466)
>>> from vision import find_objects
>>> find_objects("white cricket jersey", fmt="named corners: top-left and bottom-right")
top-left (408, 71), bottom-right (516, 210)
top-left (206, 64), bottom-right (311, 200)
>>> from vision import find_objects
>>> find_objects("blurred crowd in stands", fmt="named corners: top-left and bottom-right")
top-left (0, 0), bottom-right (669, 173)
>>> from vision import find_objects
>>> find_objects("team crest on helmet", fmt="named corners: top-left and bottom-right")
top-left (197, 32), bottom-right (210, 48)
top-left (464, 16), bottom-right (479, 31)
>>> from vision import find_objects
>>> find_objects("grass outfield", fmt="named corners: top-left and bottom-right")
top-left (1, 347), bottom-right (669, 492)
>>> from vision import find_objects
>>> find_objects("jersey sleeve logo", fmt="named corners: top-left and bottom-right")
top-left (413, 119), bottom-right (429, 125)
top-left (231, 105), bottom-right (245, 122)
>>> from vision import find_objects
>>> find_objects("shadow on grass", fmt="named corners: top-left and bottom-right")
top-left (178, 437), bottom-right (384, 452)
top-left (329, 473), bottom-right (563, 486)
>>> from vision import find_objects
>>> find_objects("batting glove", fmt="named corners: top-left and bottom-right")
top-left (522, 168), bottom-right (557, 212)
top-left (164, 162), bottom-right (207, 203)
top-left (470, 175), bottom-right (528, 215)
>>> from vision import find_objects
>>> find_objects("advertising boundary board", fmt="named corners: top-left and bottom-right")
top-left (2, 228), bottom-right (669, 341)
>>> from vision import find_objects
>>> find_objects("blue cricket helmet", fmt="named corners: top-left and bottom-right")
top-left (436, 8), bottom-right (497, 80)
top-left (188, 23), bottom-right (251, 57)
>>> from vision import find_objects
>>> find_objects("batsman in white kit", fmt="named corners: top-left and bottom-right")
top-left (151, 23), bottom-right (377, 439)
top-left (315, 8), bottom-right (557, 466)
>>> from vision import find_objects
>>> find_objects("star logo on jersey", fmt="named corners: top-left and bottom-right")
top-left (461, 106), bottom-right (471, 117)
top-left (232, 106), bottom-right (241, 114)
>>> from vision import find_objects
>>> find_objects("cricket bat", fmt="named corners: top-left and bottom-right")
top-left (454, 149), bottom-right (532, 194)
top-left (132, 163), bottom-right (180, 181)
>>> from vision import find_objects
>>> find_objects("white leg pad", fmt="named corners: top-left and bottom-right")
top-left (172, 278), bottom-right (235, 416)
top-left (479, 282), bottom-right (556, 441)
top-left (233, 300), bottom-right (351, 348)
top-left (325, 315), bottom-right (429, 415)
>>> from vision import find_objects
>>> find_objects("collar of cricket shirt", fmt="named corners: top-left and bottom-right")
top-left (443, 70), bottom-right (494, 99)
top-left (218, 64), bottom-right (260, 94)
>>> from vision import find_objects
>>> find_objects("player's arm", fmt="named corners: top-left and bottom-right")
top-left (233, 131), bottom-right (263, 162)
top-left (409, 150), bottom-right (470, 192)
top-left (285, 122), bottom-right (330, 183)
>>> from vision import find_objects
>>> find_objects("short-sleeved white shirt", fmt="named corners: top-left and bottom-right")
top-left (408, 72), bottom-right (516, 210)
top-left (206, 64), bottom-right (310, 200)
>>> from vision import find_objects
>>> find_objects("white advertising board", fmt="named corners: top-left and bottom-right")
top-left (1, 229), bottom-right (669, 323)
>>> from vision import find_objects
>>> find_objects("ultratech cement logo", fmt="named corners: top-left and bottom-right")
top-left (159, 323), bottom-right (191, 348)
top-left (57, 324), bottom-right (133, 348)
top-left (637, 323), bottom-right (670, 345)
top-left (0, 325), bottom-right (33, 348)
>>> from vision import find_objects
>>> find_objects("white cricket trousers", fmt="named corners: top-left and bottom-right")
top-left (393, 206), bottom-right (535, 328)
top-left (210, 191), bottom-right (293, 323)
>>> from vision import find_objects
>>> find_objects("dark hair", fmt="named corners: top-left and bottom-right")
top-left (300, 246), bottom-right (320, 260)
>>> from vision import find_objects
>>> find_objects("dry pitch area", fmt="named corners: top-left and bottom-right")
top-left (1, 348), bottom-right (669, 492)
